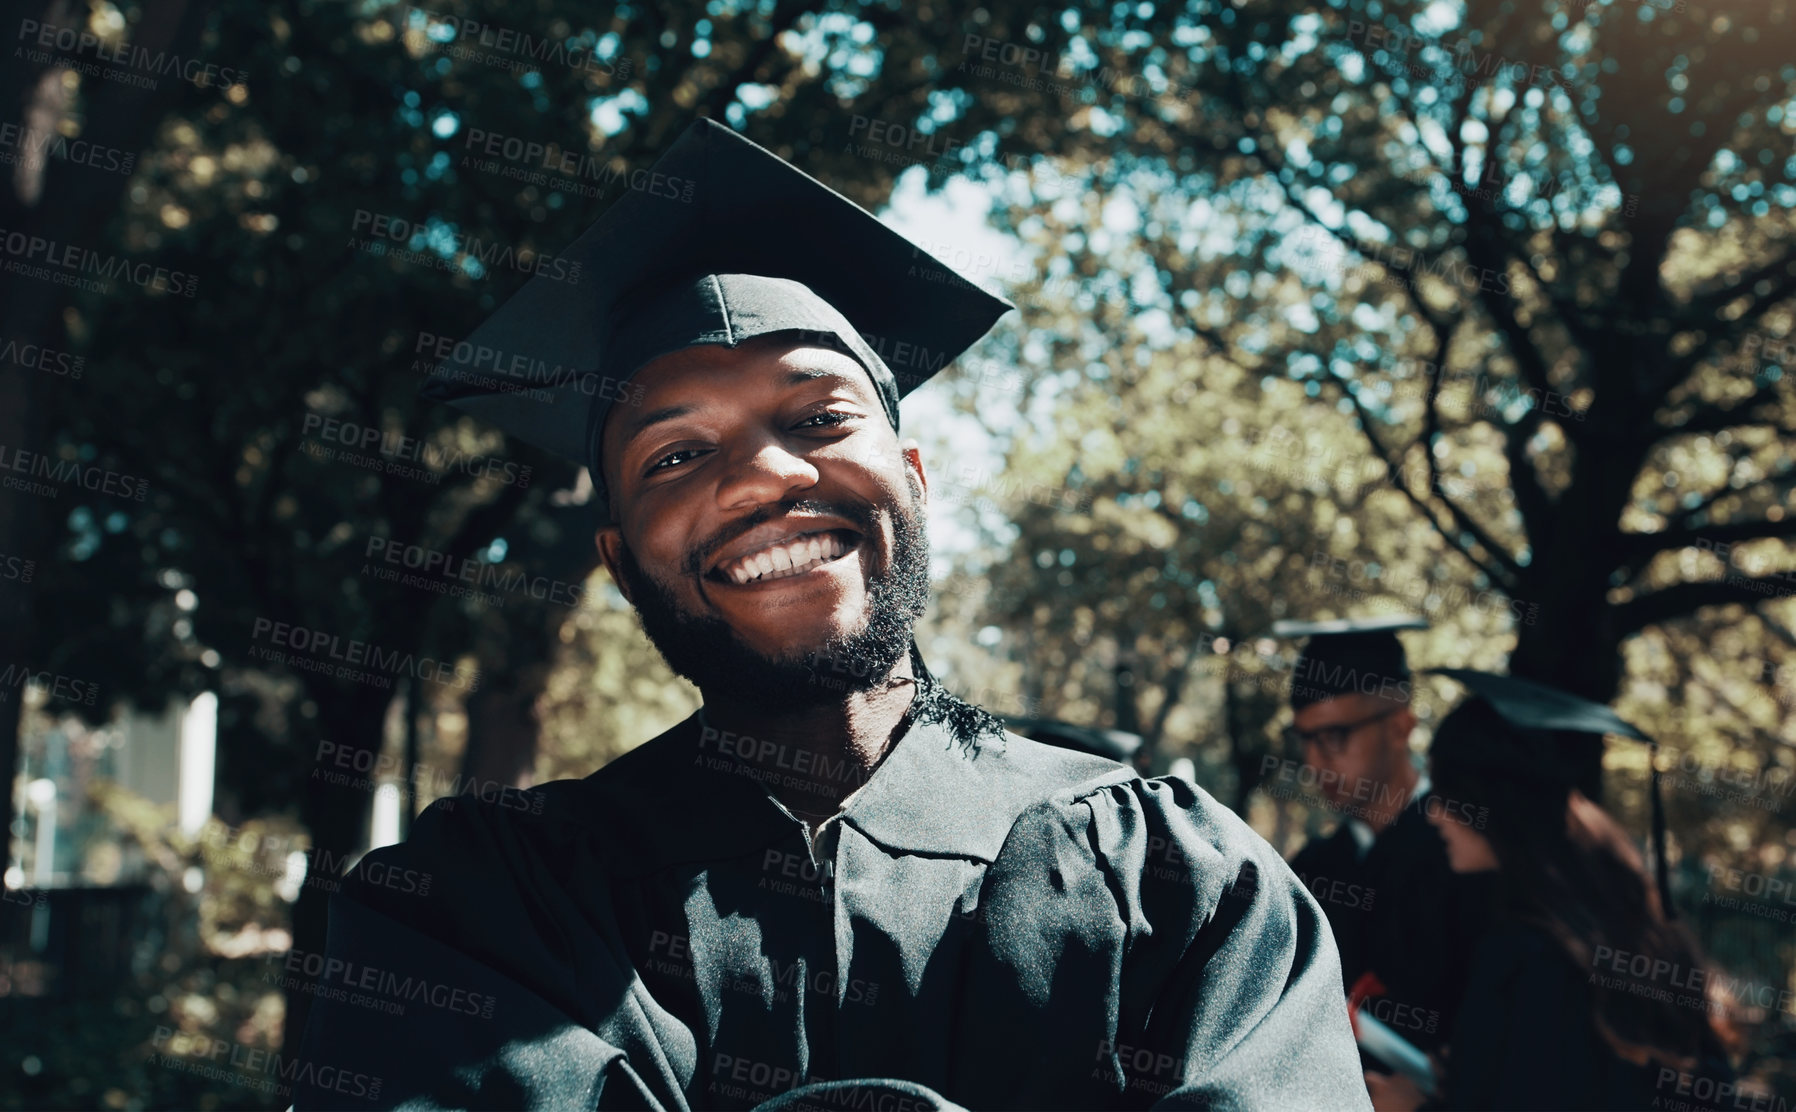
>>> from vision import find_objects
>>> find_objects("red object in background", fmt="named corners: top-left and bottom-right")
top-left (1347, 970), bottom-right (1388, 1040)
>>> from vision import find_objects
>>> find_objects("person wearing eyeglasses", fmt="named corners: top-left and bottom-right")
top-left (1275, 618), bottom-right (1494, 1076)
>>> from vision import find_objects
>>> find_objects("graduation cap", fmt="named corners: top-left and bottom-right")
top-left (1269, 615), bottom-right (1429, 711)
top-left (417, 117), bottom-right (1014, 523)
top-left (1002, 716), bottom-right (1144, 764)
top-left (1430, 668), bottom-right (1674, 919)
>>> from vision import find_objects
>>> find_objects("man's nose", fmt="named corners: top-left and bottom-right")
top-left (715, 437), bottom-right (820, 510)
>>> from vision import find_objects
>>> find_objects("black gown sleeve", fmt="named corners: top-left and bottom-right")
top-left (293, 792), bottom-right (691, 1110)
top-left (955, 773), bottom-right (1371, 1111)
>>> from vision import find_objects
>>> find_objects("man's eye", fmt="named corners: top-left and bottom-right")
top-left (796, 411), bottom-right (852, 429)
top-left (648, 448), bottom-right (704, 473)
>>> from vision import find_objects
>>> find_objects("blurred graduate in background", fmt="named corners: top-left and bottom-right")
top-left (1368, 671), bottom-right (1736, 1112)
top-left (1276, 617), bottom-right (1493, 1068)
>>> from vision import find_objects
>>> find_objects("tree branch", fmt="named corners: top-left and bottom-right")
top-left (1662, 379), bottom-right (1791, 436)
top-left (1615, 574), bottom-right (1796, 637)
top-left (1622, 514), bottom-right (1796, 560)
top-left (1322, 363), bottom-right (1520, 588)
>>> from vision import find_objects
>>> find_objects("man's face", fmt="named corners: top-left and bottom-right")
top-left (594, 337), bottom-right (931, 708)
top-left (1292, 692), bottom-right (1415, 808)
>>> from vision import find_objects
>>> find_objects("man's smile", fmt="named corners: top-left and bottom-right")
top-left (704, 515), bottom-right (868, 588)
top-left (710, 529), bottom-right (863, 586)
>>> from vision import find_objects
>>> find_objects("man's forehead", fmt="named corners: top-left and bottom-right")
top-left (1295, 692), bottom-right (1381, 725)
top-left (602, 341), bottom-right (889, 464)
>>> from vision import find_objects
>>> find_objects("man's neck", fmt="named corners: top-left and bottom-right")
top-left (699, 655), bottom-right (921, 823)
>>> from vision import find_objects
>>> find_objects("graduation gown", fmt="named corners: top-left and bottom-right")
top-left (1430, 918), bottom-right (1733, 1111)
top-left (1287, 797), bottom-right (1491, 1052)
top-left (294, 709), bottom-right (1368, 1111)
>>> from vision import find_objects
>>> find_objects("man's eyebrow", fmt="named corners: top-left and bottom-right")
top-left (619, 404), bottom-right (698, 449)
top-left (782, 366), bottom-right (866, 389)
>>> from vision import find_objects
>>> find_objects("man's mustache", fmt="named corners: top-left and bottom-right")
top-left (679, 498), bottom-right (881, 579)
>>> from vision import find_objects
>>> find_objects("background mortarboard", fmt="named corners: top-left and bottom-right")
top-left (1431, 668), bottom-right (1673, 919)
top-left (1270, 615), bottom-right (1429, 710)
top-left (1003, 716), bottom-right (1144, 764)
top-left (418, 117), bottom-right (1015, 523)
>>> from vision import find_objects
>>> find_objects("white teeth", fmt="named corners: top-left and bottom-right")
top-left (718, 531), bottom-right (854, 583)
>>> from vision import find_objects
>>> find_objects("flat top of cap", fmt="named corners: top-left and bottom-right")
top-left (1270, 615), bottom-right (1430, 639)
top-left (1433, 668), bottom-right (1651, 742)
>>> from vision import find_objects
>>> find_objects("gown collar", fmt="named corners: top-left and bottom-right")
top-left (584, 686), bottom-right (1127, 873)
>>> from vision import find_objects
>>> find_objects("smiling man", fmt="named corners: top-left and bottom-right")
top-left (294, 119), bottom-right (1367, 1112)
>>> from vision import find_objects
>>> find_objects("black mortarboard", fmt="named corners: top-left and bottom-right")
top-left (1430, 668), bottom-right (1673, 918)
top-left (417, 117), bottom-right (1014, 523)
top-left (1271, 615), bottom-right (1429, 711)
top-left (1003, 716), bottom-right (1144, 764)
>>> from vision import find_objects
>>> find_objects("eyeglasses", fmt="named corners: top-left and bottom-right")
top-left (1282, 706), bottom-right (1402, 756)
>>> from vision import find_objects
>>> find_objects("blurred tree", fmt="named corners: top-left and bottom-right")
top-left (954, 0), bottom-right (1794, 801)
top-left (0, 0), bottom-right (221, 903)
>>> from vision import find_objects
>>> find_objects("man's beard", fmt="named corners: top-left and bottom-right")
top-left (614, 478), bottom-right (931, 711)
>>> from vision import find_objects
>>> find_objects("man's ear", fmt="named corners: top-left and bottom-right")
top-left (595, 526), bottom-right (634, 604)
top-left (901, 439), bottom-right (928, 504)
top-left (1392, 705), bottom-right (1418, 747)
